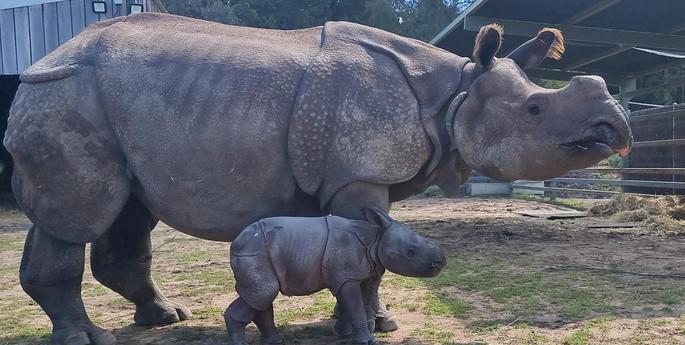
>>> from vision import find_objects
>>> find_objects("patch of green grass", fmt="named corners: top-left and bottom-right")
top-left (560, 316), bottom-right (616, 345)
top-left (420, 256), bottom-right (677, 323)
top-left (512, 194), bottom-right (589, 210)
top-left (107, 297), bottom-right (130, 309)
top-left (275, 290), bottom-right (336, 326)
top-left (381, 273), bottom-right (424, 289)
top-left (194, 306), bottom-right (224, 320)
top-left (561, 329), bottom-right (589, 345)
top-left (656, 286), bottom-right (683, 305)
top-left (172, 268), bottom-right (234, 293)
top-left (519, 329), bottom-right (549, 345)
top-left (0, 323), bottom-right (50, 345)
top-left (410, 323), bottom-right (454, 344)
top-left (423, 292), bottom-right (470, 318)
top-left (0, 238), bottom-right (24, 252)
top-left (177, 250), bottom-right (224, 264)
top-left (82, 282), bottom-right (109, 297)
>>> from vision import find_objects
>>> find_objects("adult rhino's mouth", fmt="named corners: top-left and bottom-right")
top-left (560, 122), bottom-right (632, 157)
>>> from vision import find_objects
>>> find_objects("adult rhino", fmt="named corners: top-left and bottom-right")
top-left (6, 13), bottom-right (632, 345)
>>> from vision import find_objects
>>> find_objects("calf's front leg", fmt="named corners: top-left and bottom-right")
top-left (336, 282), bottom-right (379, 345)
top-left (328, 181), bottom-right (398, 333)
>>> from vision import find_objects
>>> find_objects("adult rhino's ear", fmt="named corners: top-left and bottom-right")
top-left (362, 206), bottom-right (393, 229)
top-left (473, 24), bottom-right (503, 68)
top-left (506, 28), bottom-right (565, 69)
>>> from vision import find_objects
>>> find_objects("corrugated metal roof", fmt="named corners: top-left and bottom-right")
top-left (431, 0), bottom-right (685, 85)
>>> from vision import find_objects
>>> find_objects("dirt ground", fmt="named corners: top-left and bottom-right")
top-left (2, 197), bottom-right (685, 345)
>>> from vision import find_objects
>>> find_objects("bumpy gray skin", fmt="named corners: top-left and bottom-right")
top-left (5, 14), bottom-right (633, 345)
top-left (225, 208), bottom-right (445, 345)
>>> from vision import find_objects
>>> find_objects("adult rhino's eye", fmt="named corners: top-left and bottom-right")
top-left (528, 103), bottom-right (541, 116)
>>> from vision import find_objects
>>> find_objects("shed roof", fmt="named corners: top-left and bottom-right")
top-left (0, 0), bottom-right (167, 75)
top-left (431, 0), bottom-right (685, 86)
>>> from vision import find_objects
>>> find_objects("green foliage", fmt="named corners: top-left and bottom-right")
top-left (607, 154), bottom-right (622, 168)
top-left (160, 0), bottom-right (239, 24)
top-left (160, 0), bottom-right (477, 41)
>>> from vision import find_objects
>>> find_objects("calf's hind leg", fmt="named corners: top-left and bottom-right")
top-left (20, 226), bottom-right (116, 345)
top-left (224, 298), bottom-right (257, 345)
top-left (91, 196), bottom-right (191, 326)
top-left (253, 306), bottom-right (285, 345)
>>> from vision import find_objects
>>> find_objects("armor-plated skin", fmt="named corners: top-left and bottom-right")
top-left (225, 209), bottom-right (445, 345)
top-left (5, 14), bottom-right (633, 345)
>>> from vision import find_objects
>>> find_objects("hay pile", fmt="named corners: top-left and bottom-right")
top-left (589, 194), bottom-right (685, 235)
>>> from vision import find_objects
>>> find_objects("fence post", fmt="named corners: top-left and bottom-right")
top-left (549, 181), bottom-right (558, 201)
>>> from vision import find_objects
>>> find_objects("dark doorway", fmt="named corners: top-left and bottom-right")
top-left (0, 75), bottom-right (20, 195)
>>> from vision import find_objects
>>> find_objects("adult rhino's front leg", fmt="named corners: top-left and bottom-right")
top-left (328, 181), bottom-right (398, 333)
top-left (90, 196), bottom-right (191, 326)
top-left (21, 226), bottom-right (117, 345)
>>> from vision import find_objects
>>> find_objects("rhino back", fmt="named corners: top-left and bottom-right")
top-left (24, 14), bottom-right (324, 239)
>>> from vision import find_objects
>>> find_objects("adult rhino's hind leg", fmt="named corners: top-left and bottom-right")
top-left (20, 226), bottom-right (116, 345)
top-left (6, 76), bottom-right (134, 344)
top-left (91, 196), bottom-right (191, 326)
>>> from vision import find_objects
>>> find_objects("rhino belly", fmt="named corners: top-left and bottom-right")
top-left (101, 60), bottom-right (319, 241)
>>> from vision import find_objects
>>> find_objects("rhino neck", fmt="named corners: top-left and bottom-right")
top-left (367, 227), bottom-right (385, 276)
top-left (388, 63), bottom-right (479, 201)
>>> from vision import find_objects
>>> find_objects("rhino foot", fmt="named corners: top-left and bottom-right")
top-left (350, 334), bottom-right (379, 345)
top-left (374, 315), bottom-right (398, 332)
top-left (261, 333), bottom-right (285, 345)
top-left (134, 299), bottom-right (192, 326)
top-left (51, 323), bottom-right (116, 345)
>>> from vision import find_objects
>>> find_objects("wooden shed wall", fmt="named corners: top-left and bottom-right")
top-left (0, 0), bottom-right (164, 75)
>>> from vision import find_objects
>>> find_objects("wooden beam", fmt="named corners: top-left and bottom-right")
top-left (562, 45), bottom-right (630, 70)
top-left (611, 78), bottom-right (685, 100)
top-left (561, 0), bottom-right (623, 25)
top-left (629, 60), bottom-right (685, 78)
top-left (464, 16), bottom-right (685, 51)
top-left (429, 0), bottom-right (489, 45)
top-left (526, 68), bottom-right (588, 81)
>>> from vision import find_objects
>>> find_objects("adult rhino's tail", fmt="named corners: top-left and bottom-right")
top-left (5, 18), bottom-right (133, 243)
top-left (20, 16), bottom-right (128, 83)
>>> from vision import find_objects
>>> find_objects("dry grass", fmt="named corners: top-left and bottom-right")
top-left (2, 197), bottom-right (685, 345)
top-left (589, 194), bottom-right (685, 235)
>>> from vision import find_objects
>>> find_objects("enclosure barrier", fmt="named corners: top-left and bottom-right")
top-left (509, 168), bottom-right (685, 198)
top-left (507, 105), bottom-right (685, 198)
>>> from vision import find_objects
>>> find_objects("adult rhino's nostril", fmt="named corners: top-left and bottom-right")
top-left (587, 121), bottom-right (632, 156)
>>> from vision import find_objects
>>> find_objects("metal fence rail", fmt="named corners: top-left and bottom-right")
top-left (507, 168), bottom-right (685, 198)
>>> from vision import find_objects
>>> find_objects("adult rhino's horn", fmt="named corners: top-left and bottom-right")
top-left (507, 28), bottom-right (565, 69)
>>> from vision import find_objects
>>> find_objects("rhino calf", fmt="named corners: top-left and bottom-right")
top-left (225, 208), bottom-right (445, 345)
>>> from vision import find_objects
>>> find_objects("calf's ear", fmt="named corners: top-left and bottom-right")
top-left (473, 24), bottom-right (503, 68)
top-left (506, 28), bottom-right (565, 69)
top-left (362, 207), bottom-right (393, 229)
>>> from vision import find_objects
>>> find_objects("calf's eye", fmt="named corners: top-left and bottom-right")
top-left (527, 103), bottom-right (541, 115)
